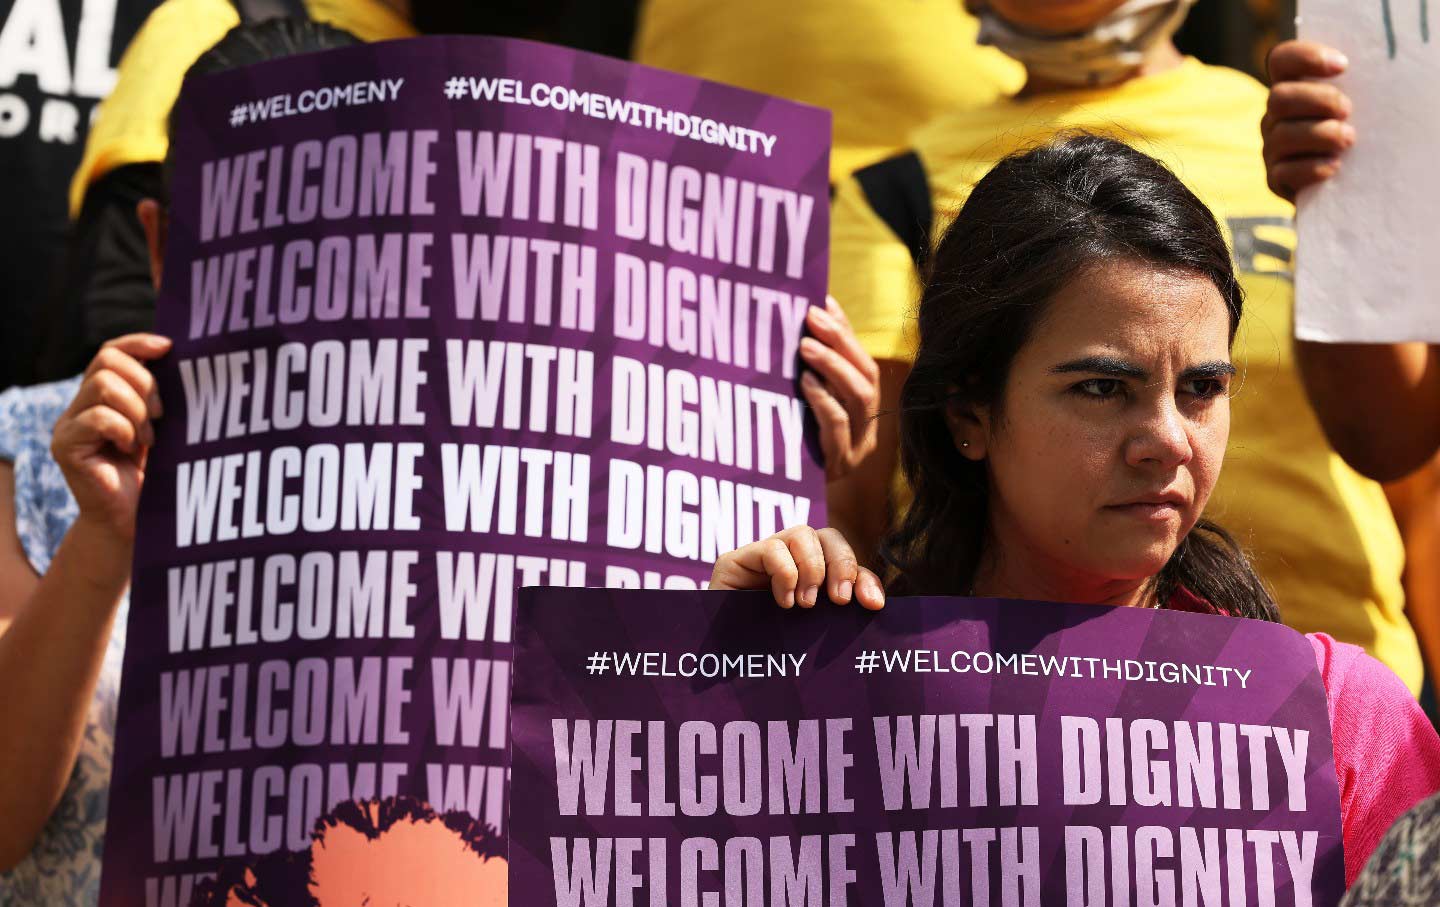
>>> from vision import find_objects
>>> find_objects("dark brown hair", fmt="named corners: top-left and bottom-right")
top-left (882, 133), bottom-right (1278, 623)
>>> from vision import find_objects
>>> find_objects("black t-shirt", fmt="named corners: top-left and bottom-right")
top-left (0, 0), bottom-right (159, 390)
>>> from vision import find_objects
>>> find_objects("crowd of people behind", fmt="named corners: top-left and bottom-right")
top-left (3, 0), bottom-right (1440, 903)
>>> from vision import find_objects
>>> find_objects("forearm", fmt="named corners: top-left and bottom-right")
top-left (825, 447), bottom-right (895, 570)
top-left (0, 518), bottom-right (129, 870)
top-left (823, 360), bottom-right (906, 570)
top-left (1295, 340), bottom-right (1440, 481)
top-left (1385, 465), bottom-right (1440, 680)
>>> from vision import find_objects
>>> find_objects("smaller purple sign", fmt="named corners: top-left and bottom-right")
top-left (510, 589), bottom-right (1345, 906)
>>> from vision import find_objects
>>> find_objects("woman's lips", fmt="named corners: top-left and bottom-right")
top-left (1105, 501), bottom-right (1183, 520)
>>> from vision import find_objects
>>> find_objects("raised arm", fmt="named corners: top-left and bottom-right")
top-left (1264, 40), bottom-right (1440, 480)
top-left (0, 334), bottom-right (168, 870)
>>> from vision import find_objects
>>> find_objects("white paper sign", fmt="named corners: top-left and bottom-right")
top-left (1296, 0), bottom-right (1440, 342)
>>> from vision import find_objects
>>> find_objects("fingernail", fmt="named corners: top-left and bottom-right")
top-left (803, 585), bottom-right (819, 606)
top-left (148, 335), bottom-right (172, 349)
top-left (780, 589), bottom-right (795, 608)
top-left (838, 580), bottom-right (853, 602)
top-left (801, 371), bottom-right (819, 388)
top-left (1323, 49), bottom-right (1348, 71)
top-left (1337, 122), bottom-right (1356, 146)
top-left (799, 337), bottom-right (822, 358)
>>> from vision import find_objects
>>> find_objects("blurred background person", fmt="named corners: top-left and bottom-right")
top-left (0, 0), bottom-right (161, 392)
top-left (32, 0), bottom-right (415, 383)
top-left (31, 0), bottom-right (645, 382)
top-left (633, 0), bottom-right (1024, 180)
top-left (823, 0), bottom-right (1427, 698)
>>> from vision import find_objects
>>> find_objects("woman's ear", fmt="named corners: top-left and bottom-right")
top-left (136, 198), bottom-right (166, 290)
top-left (944, 387), bottom-right (990, 461)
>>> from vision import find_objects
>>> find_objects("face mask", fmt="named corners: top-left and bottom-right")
top-left (976, 0), bottom-right (1196, 88)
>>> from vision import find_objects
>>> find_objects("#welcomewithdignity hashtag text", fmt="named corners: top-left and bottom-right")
top-left (440, 75), bottom-right (778, 157)
top-left (854, 649), bottom-right (1254, 688)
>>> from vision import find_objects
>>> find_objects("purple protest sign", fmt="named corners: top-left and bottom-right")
top-left (98, 36), bottom-right (829, 906)
top-left (510, 589), bottom-right (1345, 906)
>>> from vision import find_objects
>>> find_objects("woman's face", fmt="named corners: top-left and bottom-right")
top-left (956, 259), bottom-right (1233, 590)
top-left (970, 0), bottom-right (1129, 34)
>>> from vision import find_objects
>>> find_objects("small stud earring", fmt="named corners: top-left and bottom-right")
top-left (961, 441), bottom-right (970, 449)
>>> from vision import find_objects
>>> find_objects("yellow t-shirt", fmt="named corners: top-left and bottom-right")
top-left (67, 0), bottom-right (415, 216)
top-left (831, 58), bottom-right (1423, 693)
top-left (632, 0), bottom-right (1025, 180)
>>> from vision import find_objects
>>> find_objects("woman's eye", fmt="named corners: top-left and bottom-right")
top-left (1182, 379), bottom-right (1226, 398)
top-left (1075, 378), bottom-right (1122, 398)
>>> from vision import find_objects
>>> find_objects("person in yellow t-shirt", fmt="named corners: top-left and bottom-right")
top-left (631, 0), bottom-right (1025, 181)
top-left (829, 0), bottom-right (1425, 693)
top-left (68, 0), bottom-right (415, 222)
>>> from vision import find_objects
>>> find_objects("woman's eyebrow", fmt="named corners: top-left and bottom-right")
top-left (1050, 355), bottom-right (1147, 379)
top-left (1181, 361), bottom-right (1238, 380)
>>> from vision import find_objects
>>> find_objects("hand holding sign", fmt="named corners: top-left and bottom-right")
top-left (51, 334), bottom-right (171, 545)
top-left (1262, 41), bottom-right (1352, 202)
top-left (1294, 0), bottom-right (1440, 342)
top-left (709, 524), bottom-right (886, 609)
top-left (799, 297), bottom-right (881, 481)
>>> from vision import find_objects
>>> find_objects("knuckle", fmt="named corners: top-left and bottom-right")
top-left (92, 374), bottom-right (121, 406)
top-left (95, 347), bottom-right (126, 372)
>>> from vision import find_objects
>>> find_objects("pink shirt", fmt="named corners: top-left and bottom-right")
top-left (1309, 632), bottom-right (1440, 886)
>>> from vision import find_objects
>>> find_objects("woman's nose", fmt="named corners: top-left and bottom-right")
top-left (1125, 400), bottom-right (1194, 469)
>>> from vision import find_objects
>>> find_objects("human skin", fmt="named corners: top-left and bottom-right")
top-left (711, 259), bottom-right (1235, 610)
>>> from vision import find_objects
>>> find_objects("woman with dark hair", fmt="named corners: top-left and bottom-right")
top-left (828, 0), bottom-right (1425, 704)
top-left (712, 133), bottom-right (1440, 887)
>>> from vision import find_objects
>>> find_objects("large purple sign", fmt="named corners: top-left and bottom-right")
top-left (511, 590), bottom-right (1345, 906)
top-left (99, 36), bottom-right (829, 906)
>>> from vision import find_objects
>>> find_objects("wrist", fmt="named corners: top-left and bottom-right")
top-left (57, 515), bottom-right (135, 592)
